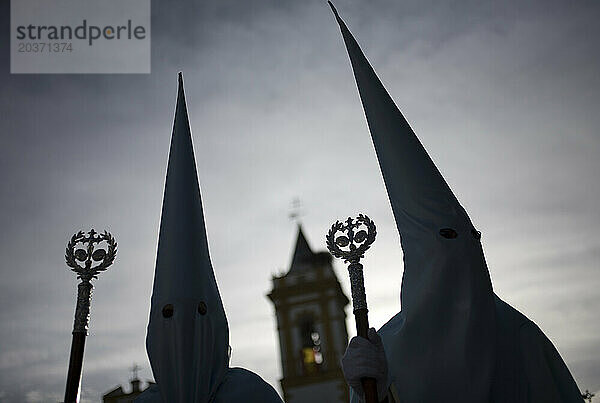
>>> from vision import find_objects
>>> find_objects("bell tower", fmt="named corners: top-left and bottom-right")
top-left (268, 225), bottom-right (350, 403)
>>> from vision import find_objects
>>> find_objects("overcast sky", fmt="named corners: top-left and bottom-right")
top-left (1, 0), bottom-right (599, 401)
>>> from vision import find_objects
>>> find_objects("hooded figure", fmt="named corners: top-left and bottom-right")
top-left (328, 3), bottom-right (583, 402)
top-left (135, 74), bottom-right (282, 403)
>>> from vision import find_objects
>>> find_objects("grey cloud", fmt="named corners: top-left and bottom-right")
top-left (1, 0), bottom-right (599, 401)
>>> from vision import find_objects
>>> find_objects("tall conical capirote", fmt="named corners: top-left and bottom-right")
top-left (328, 3), bottom-right (496, 401)
top-left (146, 73), bottom-right (229, 403)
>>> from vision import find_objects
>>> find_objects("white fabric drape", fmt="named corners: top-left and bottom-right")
top-left (136, 74), bottom-right (281, 403)
top-left (328, 3), bottom-right (583, 402)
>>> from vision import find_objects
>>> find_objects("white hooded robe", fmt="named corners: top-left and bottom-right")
top-left (328, 4), bottom-right (584, 402)
top-left (135, 74), bottom-right (282, 403)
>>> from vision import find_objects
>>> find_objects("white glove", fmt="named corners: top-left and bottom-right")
top-left (341, 327), bottom-right (389, 402)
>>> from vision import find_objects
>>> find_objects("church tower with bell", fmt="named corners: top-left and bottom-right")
top-left (268, 225), bottom-right (350, 403)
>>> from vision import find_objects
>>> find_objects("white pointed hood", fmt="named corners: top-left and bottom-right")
top-left (329, 3), bottom-right (496, 401)
top-left (146, 73), bottom-right (229, 402)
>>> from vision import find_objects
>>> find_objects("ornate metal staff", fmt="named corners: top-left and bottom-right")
top-left (64, 229), bottom-right (117, 403)
top-left (326, 214), bottom-right (378, 403)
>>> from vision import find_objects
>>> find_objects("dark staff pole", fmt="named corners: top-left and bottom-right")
top-left (64, 229), bottom-right (117, 403)
top-left (327, 215), bottom-right (378, 403)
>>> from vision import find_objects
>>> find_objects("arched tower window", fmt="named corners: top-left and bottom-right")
top-left (300, 317), bottom-right (323, 374)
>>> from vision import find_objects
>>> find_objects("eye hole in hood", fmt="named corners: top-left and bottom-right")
top-left (198, 301), bottom-right (207, 315)
top-left (439, 228), bottom-right (458, 239)
top-left (162, 304), bottom-right (174, 318)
